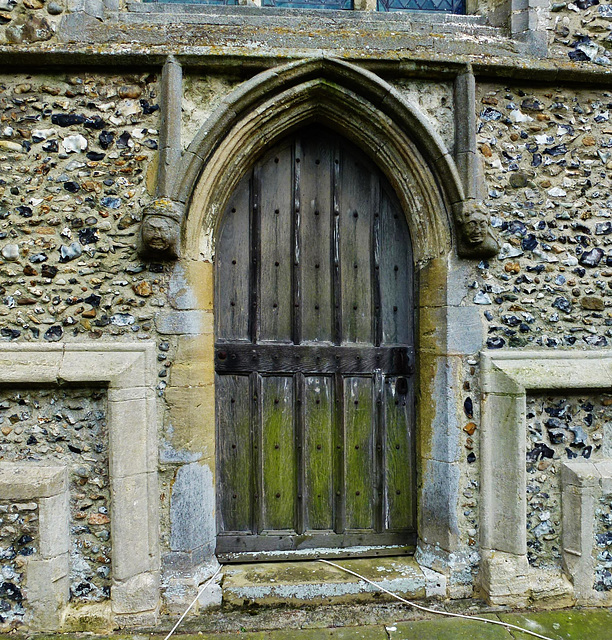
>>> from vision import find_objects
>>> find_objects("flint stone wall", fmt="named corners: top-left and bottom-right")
top-left (2, 2), bottom-right (612, 622)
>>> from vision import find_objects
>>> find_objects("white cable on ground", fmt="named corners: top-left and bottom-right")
top-left (318, 559), bottom-right (555, 640)
top-left (163, 565), bottom-right (223, 640)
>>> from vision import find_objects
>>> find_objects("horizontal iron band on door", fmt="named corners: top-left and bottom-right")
top-left (215, 344), bottom-right (415, 375)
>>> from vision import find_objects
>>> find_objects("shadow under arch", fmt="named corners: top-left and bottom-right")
top-left (176, 57), bottom-right (464, 265)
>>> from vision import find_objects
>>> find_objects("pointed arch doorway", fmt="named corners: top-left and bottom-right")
top-left (214, 125), bottom-right (416, 559)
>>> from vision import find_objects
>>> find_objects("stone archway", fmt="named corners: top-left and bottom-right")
top-left (171, 57), bottom-right (469, 566)
top-left (175, 58), bottom-right (463, 263)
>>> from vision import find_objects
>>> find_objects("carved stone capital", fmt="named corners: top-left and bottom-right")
top-left (455, 199), bottom-right (500, 259)
top-left (138, 199), bottom-right (184, 260)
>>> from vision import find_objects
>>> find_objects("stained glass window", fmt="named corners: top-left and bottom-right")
top-left (262, 0), bottom-right (352, 8)
top-left (144, 0), bottom-right (239, 4)
top-left (378, 0), bottom-right (463, 11)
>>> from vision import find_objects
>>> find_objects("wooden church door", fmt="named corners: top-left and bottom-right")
top-left (215, 125), bottom-right (416, 560)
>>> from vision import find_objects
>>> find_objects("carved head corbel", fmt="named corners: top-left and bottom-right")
top-left (456, 199), bottom-right (500, 259)
top-left (138, 199), bottom-right (184, 260)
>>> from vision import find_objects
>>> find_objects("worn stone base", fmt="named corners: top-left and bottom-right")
top-left (222, 557), bottom-right (446, 608)
top-left (60, 602), bottom-right (114, 633)
top-left (162, 558), bottom-right (223, 615)
top-left (479, 551), bottom-right (574, 608)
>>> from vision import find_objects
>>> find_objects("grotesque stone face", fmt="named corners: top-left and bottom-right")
top-left (463, 208), bottom-right (488, 246)
top-left (140, 214), bottom-right (180, 258)
top-left (458, 200), bottom-right (499, 258)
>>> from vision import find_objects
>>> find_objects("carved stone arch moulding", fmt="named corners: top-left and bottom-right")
top-left (139, 56), bottom-right (486, 564)
top-left (138, 57), bottom-right (497, 263)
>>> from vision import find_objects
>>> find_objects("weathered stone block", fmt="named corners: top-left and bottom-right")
top-left (27, 555), bottom-right (70, 630)
top-left (59, 346), bottom-right (152, 388)
top-left (113, 610), bottom-right (159, 629)
top-left (418, 305), bottom-right (448, 355)
top-left (197, 580), bottom-right (222, 610)
top-left (447, 304), bottom-right (484, 355)
top-left (418, 354), bottom-right (462, 465)
top-left (561, 460), bottom-right (600, 489)
top-left (168, 261), bottom-right (214, 311)
top-left (111, 473), bottom-right (158, 580)
top-left (39, 491), bottom-right (70, 558)
top-left (170, 462), bottom-right (215, 553)
top-left (155, 309), bottom-right (213, 335)
top-left (417, 257), bottom-right (448, 308)
top-left (112, 571), bottom-right (160, 614)
top-left (418, 458), bottom-right (460, 552)
top-left (165, 384), bottom-right (215, 457)
top-left (0, 347), bottom-right (63, 384)
top-left (479, 551), bottom-right (530, 605)
top-left (61, 602), bottom-right (113, 633)
top-left (108, 396), bottom-right (157, 478)
top-left (222, 557), bottom-right (426, 607)
top-left (481, 360), bottom-right (524, 396)
top-left (168, 352), bottom-right (214, 388)
top-left (481, 390), bottom-right (527, 555)
top-left (66, 0), bottom-right (103, 17)
top-left (511, 8), bottom-right (537, 34)
top-left (0, 463), bottom-right (66, 500)
top-left (596, 460), bottom-right (612, 495)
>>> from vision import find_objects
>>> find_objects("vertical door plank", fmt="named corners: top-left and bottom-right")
top-left (372, 176), bottom-right (382, 348)
top-left (344, 376), bottom-right (375, 530)
top-left (293, 139), bottom-right (302, 345)
top-left (303, 375), bottom-right (334, 531)
top-left (258, 144), bottom-right (294, 343)
top-left (380, 187), bottom-right (413, 345)
top-left (384, 376), bottom-right (415, 531)
top-left (339, 154), bottom-right (373, 344)
top-left (332, 144), bottom-right (342, 346)
top-left (333, 371), bottom-right (345, 535)
top-left (216, 173), bottom-right (251, 342)
top-left (216, 374), bottom-right (252, 532)
top-left (300, 135), bottom-right (333, 343)
top-left (261, 375), bottom-right (296, 531)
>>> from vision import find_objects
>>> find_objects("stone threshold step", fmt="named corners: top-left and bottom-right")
top-left (222, 556), bottom-right (446, 607)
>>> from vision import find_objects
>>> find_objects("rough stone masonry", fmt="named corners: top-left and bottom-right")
top-left (2, 0), bottom-right (612, 630)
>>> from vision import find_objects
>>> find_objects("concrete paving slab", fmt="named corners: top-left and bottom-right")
top-left (388, 615), bottom-right (514, 639)
top-left (498, 609), bottom-right (612, 640)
